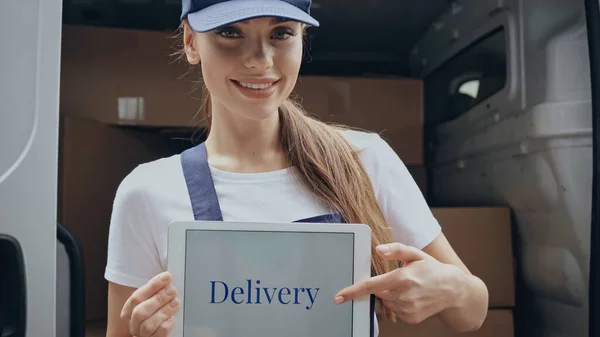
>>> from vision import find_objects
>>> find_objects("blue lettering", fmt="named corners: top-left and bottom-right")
top-left (231, 287), bottom-right (244, 304)
top-left (247, 279), bottom-right (253, 304)
top-left (210, 281), bottom-right (228, 304)
top-left (255, 280), bottom-right (261, 304)
top-left (305, 288), bottom-right (319, 310)
top-left (294, 288), bottom-right (301, 304)
top-left (209, 280), bottom-right (319, 310)
top-left (263, 287), bottom-right (276, 303)
top-left (278, 287), bottom-right (291, 304)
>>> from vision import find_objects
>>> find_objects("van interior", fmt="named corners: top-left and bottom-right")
top-left (34, 0), bottom-right (597, 337)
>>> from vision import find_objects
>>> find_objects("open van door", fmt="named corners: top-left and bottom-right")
top-left (0, 1), bottom-right (63, 336)
top-left (585, 0), bottom-right (600, 336)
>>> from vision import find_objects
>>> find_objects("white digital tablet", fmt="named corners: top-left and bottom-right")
top-left (166, 220), bottom-right (372, 337)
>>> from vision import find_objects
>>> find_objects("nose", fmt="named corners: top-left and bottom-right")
top-left (243, 38), bottom-right (274, 71)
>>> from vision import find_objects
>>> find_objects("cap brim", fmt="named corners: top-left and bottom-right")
top-left (186, 0), bottom-right (319, 32)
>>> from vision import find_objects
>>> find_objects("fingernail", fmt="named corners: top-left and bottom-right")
top-left (160, 273), bottom-right (170, 282)
top-left (165, 285), bottom-right (175, 296)
top-left (334, 296), bottom-right (344, 304)
top-left (170, 298), bottom-right (180, 307)
top-left (378, 245), bottom-right (390, 254)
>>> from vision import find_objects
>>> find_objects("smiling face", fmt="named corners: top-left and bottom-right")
top-left (184, 17), bottom-right (305, 122)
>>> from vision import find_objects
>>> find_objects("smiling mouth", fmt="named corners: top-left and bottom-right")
top-left (233, 80), bottom-right (279, 90)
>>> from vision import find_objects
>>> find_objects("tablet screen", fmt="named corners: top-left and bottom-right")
top-left (183, 229), bottom-right (355, 337)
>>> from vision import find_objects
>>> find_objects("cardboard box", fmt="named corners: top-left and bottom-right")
top-left (379, 309), bottom-right (514, 337)
top-left (57, 116), bottom-right (179, 321)
top-left (60, 25), bottom-right (203, 127)
top-left (431, 207), bottom-right (515, 307)
top-left (292, 76), bottom-right (424, 165)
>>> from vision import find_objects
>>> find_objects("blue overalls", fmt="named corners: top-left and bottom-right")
top-left (181, 142), bottom-right (376, 336)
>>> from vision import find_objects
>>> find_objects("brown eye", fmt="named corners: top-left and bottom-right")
top-left (271, 27), bottom-right (295, 40)
top-left (215, 27), bottom-right (242, 38)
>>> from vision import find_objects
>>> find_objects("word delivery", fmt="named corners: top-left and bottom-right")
top-left (209, 279), bottom-right (320, 310)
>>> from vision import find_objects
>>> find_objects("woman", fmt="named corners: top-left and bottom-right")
top-left (104, 0), bottom-right (489, 336)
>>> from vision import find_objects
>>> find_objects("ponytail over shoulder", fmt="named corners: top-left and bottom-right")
top-left (279, 98), bottom-right (398, 321)
top-left (200, 91), bottom-right (399, 319)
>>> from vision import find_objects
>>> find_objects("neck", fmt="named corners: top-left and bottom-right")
top-left (204, 101), bottom-right (287, 173)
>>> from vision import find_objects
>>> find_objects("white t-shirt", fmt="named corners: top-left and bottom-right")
top-left (104, 129), bottom-right (441, 335)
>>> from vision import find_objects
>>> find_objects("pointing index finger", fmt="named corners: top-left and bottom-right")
top-left (377, 243), bottom-right (430, 264)
top-left (334, 273), bottom-right (395, 304)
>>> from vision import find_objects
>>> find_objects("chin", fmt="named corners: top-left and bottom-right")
top-left (236, 103), bottom-right (282, 122)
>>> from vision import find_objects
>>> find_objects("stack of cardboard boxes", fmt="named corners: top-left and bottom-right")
top-left (377, 207), bottom-right (515, 337)
top-left (58, 25), bottom-right (515, 336)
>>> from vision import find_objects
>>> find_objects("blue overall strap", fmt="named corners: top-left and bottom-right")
top-left (180, 142), bottom-right (376, 336)
top-left (180, 142), bottom-right (223, 221)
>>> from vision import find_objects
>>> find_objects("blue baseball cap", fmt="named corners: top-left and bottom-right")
top-left (181, 0), bottom-right (320, 32)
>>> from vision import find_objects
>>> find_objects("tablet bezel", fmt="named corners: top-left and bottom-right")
top-left (166, 220), bottom-right (372, 337)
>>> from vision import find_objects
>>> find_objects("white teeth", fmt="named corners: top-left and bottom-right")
top-left (237, 81), bottom-right (274, 90)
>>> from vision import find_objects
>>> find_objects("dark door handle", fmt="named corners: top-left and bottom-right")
top-left (0, 234), bottom-right (26, 337)
top-left (57, 222), bottom-right (86, 337)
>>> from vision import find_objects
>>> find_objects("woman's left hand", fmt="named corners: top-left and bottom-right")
top-left (334, 242), bottom-right (467, 325)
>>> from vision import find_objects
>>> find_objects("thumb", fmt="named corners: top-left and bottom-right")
top-left (376, 243), bottom-right (430, 265)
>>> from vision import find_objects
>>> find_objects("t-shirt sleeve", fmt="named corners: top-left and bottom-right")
top-left (104, 165), bottom-right (164, 289)
top-left (357, 133), bottom-right (441, 249)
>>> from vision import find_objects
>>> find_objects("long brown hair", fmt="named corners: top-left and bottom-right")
top-left (175, 20), bottom-right (398, 321)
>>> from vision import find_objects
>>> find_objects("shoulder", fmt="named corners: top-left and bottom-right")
top-left (338, 129), bottom-right (398, 159)
top-left (113, 154), bottom-right (184, 208)
top-left (338, 129), bottom-right (441, 249)
top-left (106, 154), bottom-right (184, 287)
top-left (337, 129), bottom-right (407, 179)
top-left (337, 128), bottom-right (409, 191)
top-left (129, 153), bottom-right (183, 181)
top-left (338, 128), bottom-right (383, 152)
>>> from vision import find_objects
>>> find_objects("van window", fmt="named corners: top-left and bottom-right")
top-left (424, 27), bottom-right (507, 125)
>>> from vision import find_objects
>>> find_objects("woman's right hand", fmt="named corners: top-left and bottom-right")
top-left (120, 271), bottom-right (181, 337)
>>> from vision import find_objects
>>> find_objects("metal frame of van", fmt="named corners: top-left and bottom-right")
top-left (584, 0), bottom-right (599, 336)
top-left (0, 1), bottom-right (64, 336)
